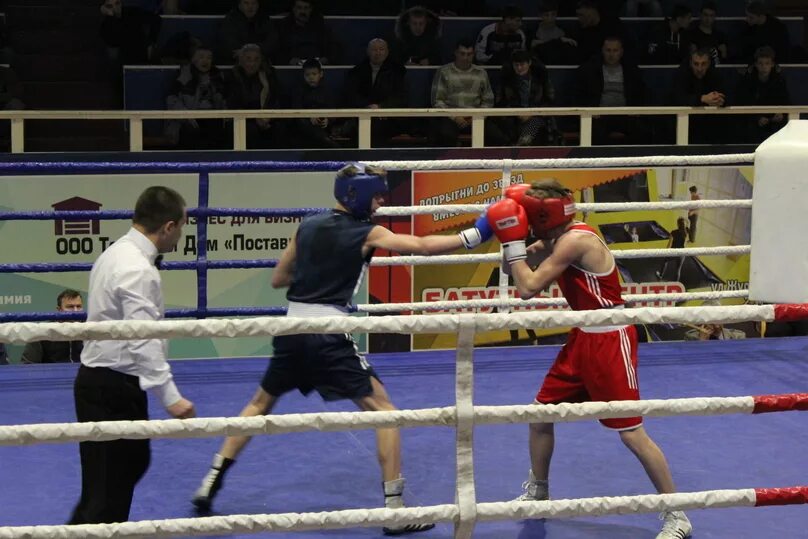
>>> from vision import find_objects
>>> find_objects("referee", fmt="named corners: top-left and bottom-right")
top-left (69, 186), bottom-right (196, 524)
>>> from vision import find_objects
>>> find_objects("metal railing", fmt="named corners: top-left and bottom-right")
top-left (1, 106), bottom-right (806, 153)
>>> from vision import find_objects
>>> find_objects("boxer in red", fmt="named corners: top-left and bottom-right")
top-left (487, 179), bottom-right (692, 539)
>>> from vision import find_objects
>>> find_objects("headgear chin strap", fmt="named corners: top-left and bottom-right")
top-left (506, 184), bottom-right (576, 238)
top-left (333, 163), bottom-right (388, 220)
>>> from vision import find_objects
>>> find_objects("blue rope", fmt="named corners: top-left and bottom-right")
top-left (0, 207), bottom-right (329, 221)
top-left (0, 259), bottom-right (279, 273)
top-left (0, 306), bottom-right (288, 323)
top-left (0, 161), bottom-right (348, 174)
top-left (196, 172), bottom-right (210, 319)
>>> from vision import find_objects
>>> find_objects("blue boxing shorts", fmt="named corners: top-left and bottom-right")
top-left (261, 333), bottom-right (381, 401)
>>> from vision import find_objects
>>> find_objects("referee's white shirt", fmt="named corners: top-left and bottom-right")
top-left (80, 227), bottom-right (181, 407)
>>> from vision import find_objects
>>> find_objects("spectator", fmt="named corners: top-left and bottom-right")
top-left (275, 0), bottom-right (336, 65)
top-left (690, 1), bottom-right (728, 65)
top-left (290, 59), bottom-right (341, 148)
top-left (646, 4), bottom-right (693, 65)
top-left (217, 0), bottom-right (277, 63)
top-left (531, 1), bottom-right (577, 65)
top-left (570, 0), bottom-right (633, 64)
top-left (629, 226), bottom-right (640, 243)
top-left (735, 46), bottom-right (791, 143)
top-left (685, 323), bottom-right (746, 340)
top-left (165, 45), bottom-right (227, 149)
top-left (99, 0), bottom-right (161, 65)
top-left (0, 65), bottom-right (25, 110)
top-left (429, 39), bottom-right (508, 146)
top-left (669, 48), bottom-right (725, 144)
top-left (656, 217), bottom-right (689, 282)
top-left (623, 0), bottom-right (663, 17)
top-left (391, 5), bottom-right (443, 66)
top-left (21, 290), bottom-right (84, 364)
top-left (226, 44), bottom-right (286, 149)
top-left (322, 0), bottom-right (401, 16)
top-left (575, 36), bottom-right (647, 145)
top-left (474, 5), bottom-right (526, 66)
top-left (495, 50), bottom-right (558, 146)
top-left (688, 185), bottom-right (700, 243)
top-left (685, 302), bottom-right (746, 340)
top-left (405, 0), bottom-right (487, 16)
top-left (0, 343), bottom-right (7, 365)
top-left (342, 39), bottom-right (408, 147)
top-left (739, 1), bottom-right (790, 64)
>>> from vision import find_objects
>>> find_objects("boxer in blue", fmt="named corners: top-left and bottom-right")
top-left (193, 163), bottom-right (492, 535)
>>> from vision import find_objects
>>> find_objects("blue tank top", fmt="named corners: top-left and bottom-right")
top-left (286, 210), bottom-right (377, 306)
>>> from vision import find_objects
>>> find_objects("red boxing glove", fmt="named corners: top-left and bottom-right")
top-left (504, 183), bottom-right (531, 204)
top-left (486, 199), bottom-right (529, 263)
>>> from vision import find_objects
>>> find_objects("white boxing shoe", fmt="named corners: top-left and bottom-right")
top-left (656, 510), bottom-right (692, 538)
top-left (512, 469), bottom-right (549, 502)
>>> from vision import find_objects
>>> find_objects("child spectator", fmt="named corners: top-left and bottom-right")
top-left (531, 1), bottom-right (577, 65)
top-left (290, 59), bottom-right (341, 148)
top-left (735, 46), bottom-right (790, 143)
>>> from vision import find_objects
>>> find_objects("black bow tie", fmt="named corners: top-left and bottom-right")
top-left (154, 255), bottom-right (164, 269)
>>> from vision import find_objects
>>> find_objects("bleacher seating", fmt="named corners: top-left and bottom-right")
top-left (156, 16), bottom-right (806, 67)
top-left (125, 63), bottom-right (808, 111)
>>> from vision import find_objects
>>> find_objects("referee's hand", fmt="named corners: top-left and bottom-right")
top-left (166, 398), bottom-right (196, 419)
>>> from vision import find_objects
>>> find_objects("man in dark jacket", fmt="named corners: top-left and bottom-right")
top-left (576, 36), bottom-right (647, 145)
top-left (645, 4), bottom-right (693, 65)
top-left (343, 38), bottom-right (408, 147)
top-left (226, 44), bottom-right (286, 149)
top-left (391, 6), bottom-right (443, 65)
top-left (21, 290), bottom-right (84, 364)
top-left (217, 0), bottom-right (277, 63)
top-left (275, 0), bottom-right (337, 65)
top-left (735, 46), bottom-right (791, 143)
top-left (739, 1), bottom-right (790, 64)
top-left (670, 48), bottom-right (726, 144)
top-left (100, 0), bottom-right (161, 64)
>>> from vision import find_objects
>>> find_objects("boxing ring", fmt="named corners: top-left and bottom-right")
top-left (0, 155), bottom-right (806, 538)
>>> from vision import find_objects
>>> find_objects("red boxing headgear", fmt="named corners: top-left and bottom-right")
top-left (505, 184), bottom-right (575, 238)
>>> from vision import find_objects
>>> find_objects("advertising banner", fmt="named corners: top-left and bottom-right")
top-left (0, 171), bottom-right (368, 361)
top-left (410, 167), bottom-right (753, 350)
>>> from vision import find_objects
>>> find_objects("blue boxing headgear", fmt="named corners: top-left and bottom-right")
top-left (333, 163), bottom-right (388, 220)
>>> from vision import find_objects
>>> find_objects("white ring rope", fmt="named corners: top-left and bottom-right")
top-left (376, 198), bottom-right (752, 216)
top-left (1, 487), bottom-right (803, 538)
top-left (355, 289), bottom-right (750, 313)
top-left (371, 245), bottom-right (749, 266)
top-left (0, 305), bottom-right (777, 344)
top-left (0, 395), bottom-right (766, 446)
top-left (366, 153), bottom-right (755, 171)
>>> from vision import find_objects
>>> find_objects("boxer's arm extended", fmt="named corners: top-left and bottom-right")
top-left (365, 225), bottom-right (464, 255)
top-left (510, 236), bottom-right (579, 299)
top-left (271, 232), bottom-right (297, 288)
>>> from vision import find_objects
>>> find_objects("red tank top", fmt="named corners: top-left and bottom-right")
top-left (555, 223), bottom-right (625, 311)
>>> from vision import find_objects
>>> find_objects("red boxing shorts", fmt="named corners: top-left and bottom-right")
top-left (536, 325), bottom-right (641, 430)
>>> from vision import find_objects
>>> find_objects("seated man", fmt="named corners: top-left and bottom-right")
top-left (669, 48), bottom-right (726, 144)
top-left (342, 38), bottom-right (408, 147)
top-left (429, 39), bottom-right (508, 147)
top-left (391, 5), bottom-right (443, 66)
top-left (21, 289), bottom-right (84, 364)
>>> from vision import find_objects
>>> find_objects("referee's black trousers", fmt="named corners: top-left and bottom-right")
top-left (69, 365), bottom-right (150, 524)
